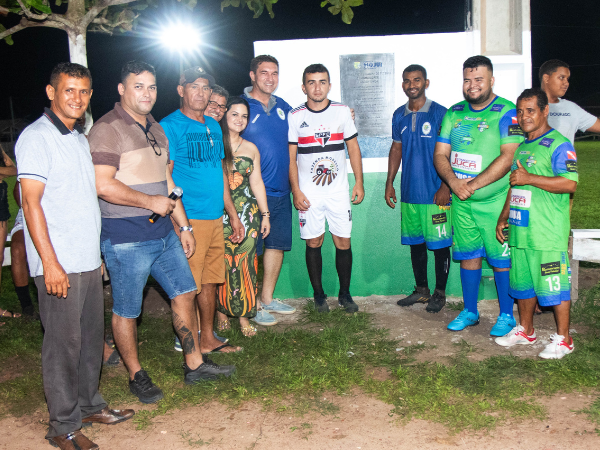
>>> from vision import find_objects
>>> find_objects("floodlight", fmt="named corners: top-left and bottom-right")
top-left (162, 24), bottom-right (201, 53)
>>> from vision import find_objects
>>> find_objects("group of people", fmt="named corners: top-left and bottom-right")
top-left (387, 56), bottom-right (598, 361)
top-left (2, 51), bottom-right (597, 449)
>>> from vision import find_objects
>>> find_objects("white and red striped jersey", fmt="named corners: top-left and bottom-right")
top-left (288, 100), bottom-right (358, 198)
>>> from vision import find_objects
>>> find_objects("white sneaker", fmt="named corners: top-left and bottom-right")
top-left (538, 334), bottom-right (574, 360)
top-left (495, 325), bottom-right (537, 347)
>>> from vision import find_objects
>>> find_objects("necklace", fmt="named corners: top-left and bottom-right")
top-left (233, 137), bottom-right (243, 154)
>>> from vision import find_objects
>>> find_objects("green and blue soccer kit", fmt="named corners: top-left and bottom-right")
top-left (508, 129), bottom-right (578, 305)
top-left (437, 96), bottom-right (524, 267)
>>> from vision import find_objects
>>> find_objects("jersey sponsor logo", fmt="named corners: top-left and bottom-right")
top-left (519, 150), bottom-right (530, 155)
top-left (461, 135), bottom-right (475, 145)
top-left (432, 213), bottom-right (447, 224)
top-left (299, 210), bottom-right (306, 228)
top-left (464, 116), bottom-right (481, 121)
top-left (491, 104), bottom-right (505, 112)
top-left (566, 160), bottom-right (578, 172)
top-left (540, 261), bottom-right (561, 276)
top-left (540, 138), bottom-right (554, 148)
top-left (452, 105), bottom-right (465, 112)
top-left (437, 124), bottom-right (443, 136)
top-left (508, 125), bottom-right (524, 136)
top-left (277, 108), bottom-right (286, 120)
top-left (477, 121), bottom-right (489, 132)
top-left (510, 189), bottom-right (532, 208)
top-left (550, 112), bottom-right (571, 116)
top-left (300, 121), bottom-right (309, 128)
top-left (451, 151), bottom-right (482, 173)
top-left (310, 157), bottom-right (339, 186)
top-left (456, 172), bottom-right (474, 179)
top-left (567, 150), bottom-right (577, 160)
top-left (315, 131), bottom-right (331, 147)
top-left (511, 116), bottom-right (518, 125)
top-left (508, 208), bottom-right (529, 227)
top-left (422, 122), bottom-right (432, 135)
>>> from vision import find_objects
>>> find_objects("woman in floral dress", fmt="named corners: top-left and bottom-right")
top-left (216, 97), bottom-right (270, 336)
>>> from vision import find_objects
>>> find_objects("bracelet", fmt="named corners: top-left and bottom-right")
top-left (261, 211), bottom-right (270, 217)
top-left (180, 226), bottom-right (193, 233)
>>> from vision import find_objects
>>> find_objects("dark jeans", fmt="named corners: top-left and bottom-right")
top-left (36, 267), bottom-right (107, 438)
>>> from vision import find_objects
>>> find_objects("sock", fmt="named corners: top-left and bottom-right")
top-left (433, 247), bottom-right (451, 292)
top-left (15, 285), bottom-right (33, 311)
top-left (460, 267), bottom-right (481, 314)
top-left (494, 270), bottom-right (513, 316)
top-left (336, 247), bottom-right (352, 296)
top-left (410, 243), bottom-right (428, 288)
top-left (306, 245), bottom-right (324, 296)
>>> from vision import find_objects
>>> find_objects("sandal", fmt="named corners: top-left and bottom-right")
top-left (217, 318), bottom-right (231, 332)
top-left (0, 309), bottom-right (22, 319)
top-left (241, 324), bottom-right (257, 337)
top-left (103, 335), bottom-right (121, 366)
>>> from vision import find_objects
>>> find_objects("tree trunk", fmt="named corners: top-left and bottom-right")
top-left (67, 28), bottom-right (93, 133)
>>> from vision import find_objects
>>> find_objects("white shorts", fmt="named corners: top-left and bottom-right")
top-left (10, 208), bottom-right (23, 238)
top-left (298, 195), bottom-right (352, 240)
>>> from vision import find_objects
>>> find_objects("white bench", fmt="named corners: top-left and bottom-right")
top-left (570, 229), bottom-right (600, 301)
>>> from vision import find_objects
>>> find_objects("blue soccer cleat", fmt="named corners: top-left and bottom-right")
top-left (447, 309), bottom-right (480, 331)
top-left (490, 313), bottom-right (517, 337)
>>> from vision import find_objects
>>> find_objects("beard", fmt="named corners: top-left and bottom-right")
top-left (463, 87), bottom-right (493, 105)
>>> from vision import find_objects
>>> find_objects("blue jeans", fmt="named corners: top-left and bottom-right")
top-left (101, 230), bottom-right (197, 319)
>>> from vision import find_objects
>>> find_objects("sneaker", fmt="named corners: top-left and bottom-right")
top-left (495, 325), bottom-right (537, 347)
top-left (338, 293), bottom-right (359, 313)
top-left (184, 359), bottom-right (236, 385)
top-left (314, 293), bottom-right (330, 313)
top-left (447, 309), bottom-right (480, 331)
top-left (262, 299), bottom-right (297, 315)
top-left (426, 289), bottom-right (446, 313)
top-left (129, 370), bottom-right (164, 404)
top-left (397, 286), bottom-right (431, 307)
top-left (490, 313), bottom-right (517, 337)
top-left (251, 309), bottom-right (279, 326)
top-left (175, 331), bottom-right (229, 351)
top-left (538, 334), bottom-right (574, 360)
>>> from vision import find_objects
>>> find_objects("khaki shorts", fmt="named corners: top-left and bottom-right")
top-left (188, 218), bottom-right (225, 293)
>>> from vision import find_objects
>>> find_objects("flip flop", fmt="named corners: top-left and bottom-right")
top-left (0, 309), bottom-right (22, 319)
top-left (201, 343), bottom-right (242, 355)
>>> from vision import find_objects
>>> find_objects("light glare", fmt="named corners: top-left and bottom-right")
top-left (162, 24), bottom-right (201, 52)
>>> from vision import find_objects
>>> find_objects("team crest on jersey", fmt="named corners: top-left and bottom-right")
top-left (299, 211), bottom-right (306, 228)
top-left (477, 121), bottom-right (489, 132)
top-left (422, 122), bottom-right (431, 135)
top-left (314, 131), bottom-right (331, 147)
top-left (526, 155), bottom-right (537, 167)
top-left (310, 157), bottom-right (339, 186)
top-left (277, 108), bottom-right (285, 120)
top-left (300, 121), bottom-right (309, 128)
top-left (453, 119), bottom-right (462, 129)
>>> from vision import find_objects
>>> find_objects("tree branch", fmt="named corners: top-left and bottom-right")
top-left (0, 6), bottom-right (10, 16)
top-left (82, 0), bottom-right (137, 28)
top-left (17, 0), bottom-right (48, 20)
top-left (0, 16), bottom-right (66, 40)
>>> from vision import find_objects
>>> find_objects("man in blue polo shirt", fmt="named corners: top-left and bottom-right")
top-left (242, 55), bottom-right (297, 325)
top-left (385, 64), bottom-right (451, 313)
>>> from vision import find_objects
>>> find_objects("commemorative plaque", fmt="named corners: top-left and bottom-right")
top-left (340, 53), bottom-right (395, 136)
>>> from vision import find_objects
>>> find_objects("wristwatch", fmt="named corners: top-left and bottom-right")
top-left (180, 226), bottom-right (193, 233)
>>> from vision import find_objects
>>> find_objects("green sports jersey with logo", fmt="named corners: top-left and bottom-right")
top-left (437, 96), bottom-right (524, 201)
top-left (508, 128), bottom-right (578, 252)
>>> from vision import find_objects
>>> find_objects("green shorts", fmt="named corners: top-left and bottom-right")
top-left (400, 202), bottom-right (452, 250)
top-left (509, 247), bottom-right (571, 306)
top-left (451, 193), bottom-right (510, 268)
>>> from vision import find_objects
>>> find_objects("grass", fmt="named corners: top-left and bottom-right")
top-left (1, 140), bottom-right (599, 433)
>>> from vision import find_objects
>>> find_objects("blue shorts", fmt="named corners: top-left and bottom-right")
top-left (256, 194), bottom-right (292, 255)
top-left (101, 230), bottom-right (197, 319)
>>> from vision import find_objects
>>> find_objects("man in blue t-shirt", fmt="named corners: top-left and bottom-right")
top-left (385, 64), bottom-right (451, 313)
top-left (241, 55), bottom-right (297, 325)
top-left (161, 67), bottom-right (244, 355)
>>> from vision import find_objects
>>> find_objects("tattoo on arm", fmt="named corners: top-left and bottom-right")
top-left (172, 311), bottom-right (196, 355)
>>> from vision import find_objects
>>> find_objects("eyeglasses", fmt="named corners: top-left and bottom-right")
top-left (208, 100), bottom-right (227, 111)
top-left (145, 128), bottom-right (163, 157)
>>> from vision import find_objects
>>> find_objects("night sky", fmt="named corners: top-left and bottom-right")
top-left (1, 0), bottom-right (599, 123)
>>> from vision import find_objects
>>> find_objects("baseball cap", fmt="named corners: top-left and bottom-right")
top-left (179, 67), bottom-right (215, 87)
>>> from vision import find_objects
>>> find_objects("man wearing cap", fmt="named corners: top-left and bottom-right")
top-left (91, 61), bottom-right (235, 405)
top-left (160, 67), bottom-right (244, 354)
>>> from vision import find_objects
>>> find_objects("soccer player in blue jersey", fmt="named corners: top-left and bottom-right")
top-left (385, 65), bottom-right (451, 312)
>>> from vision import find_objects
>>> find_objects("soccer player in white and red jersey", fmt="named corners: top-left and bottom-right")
top-left (288, 64), bottom-right (364, 313)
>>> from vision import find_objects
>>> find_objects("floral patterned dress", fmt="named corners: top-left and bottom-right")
top-left (217, 156), bottom-right (261, 318)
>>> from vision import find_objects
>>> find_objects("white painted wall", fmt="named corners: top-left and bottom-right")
top-left (254, 30), bottom-right (531, 172)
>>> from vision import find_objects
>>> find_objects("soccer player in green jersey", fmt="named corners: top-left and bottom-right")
top-left (495, 88), bottom-right (577, 359)
top-left (434, 56), bottom-right (525, 335)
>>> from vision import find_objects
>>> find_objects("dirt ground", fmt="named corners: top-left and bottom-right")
top-left (1, 269), bottom-right (599, 449)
